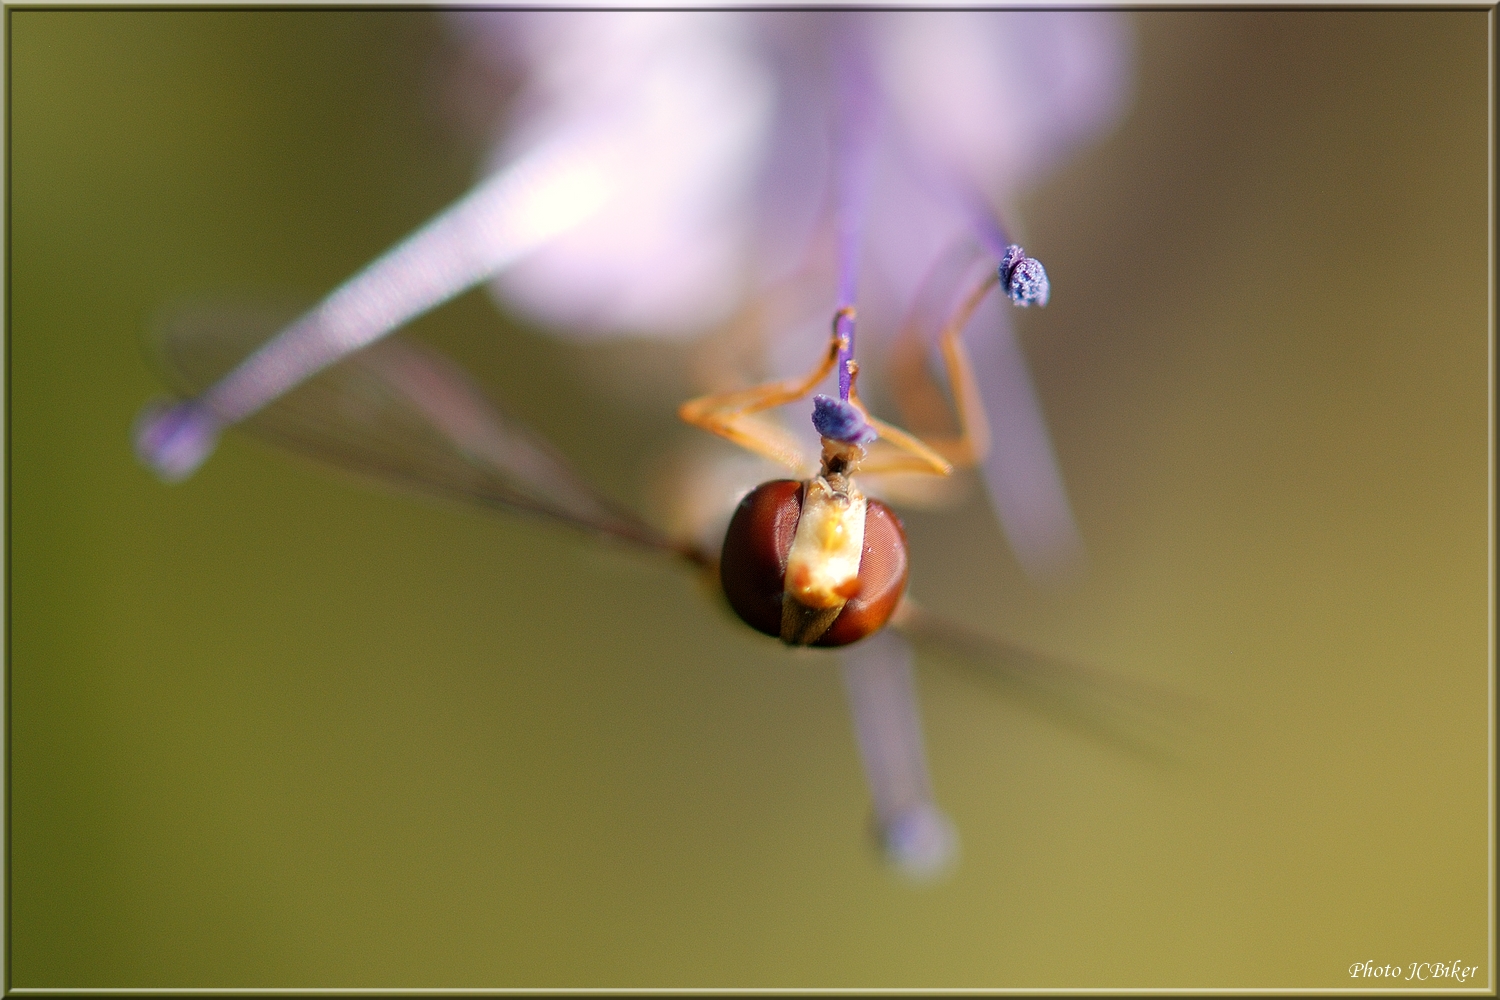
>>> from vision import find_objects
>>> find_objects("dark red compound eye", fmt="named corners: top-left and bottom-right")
top-left (719, 479), bottom-right (909, 647)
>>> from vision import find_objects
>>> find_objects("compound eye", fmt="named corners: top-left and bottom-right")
top-left (719, 480), bottom-right (909, 647)
top-left (720, 480), bottom-right (803, 639)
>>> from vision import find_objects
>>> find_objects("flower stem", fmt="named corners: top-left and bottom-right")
top-left (833, 44), bottom-right (877, 402)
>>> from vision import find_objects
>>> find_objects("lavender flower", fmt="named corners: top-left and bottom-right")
top-left (452, 13), bottom-right (1126, 338)
top-left (451, 12), bottom-right (1128, 578)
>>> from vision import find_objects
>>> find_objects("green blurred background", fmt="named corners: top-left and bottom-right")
top-left (6, 9), bottom-right (1489, 990)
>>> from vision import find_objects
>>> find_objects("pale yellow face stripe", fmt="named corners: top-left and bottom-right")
top-left (783, 477), bottom-right (869, 611)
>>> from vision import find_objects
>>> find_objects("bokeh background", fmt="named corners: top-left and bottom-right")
top-left (6, 9), bottom-right (1489, 990)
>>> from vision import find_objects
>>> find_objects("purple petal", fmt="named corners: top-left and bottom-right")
top-left (967, 296), bottom-right (1085, 581)
top-left (839, 628), bottom-right (958, 878)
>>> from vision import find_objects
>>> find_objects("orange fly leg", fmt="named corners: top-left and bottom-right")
top-left (677, 316), bottom-right (843, 472)
top-left (885, 265), bottom-right (999, 470)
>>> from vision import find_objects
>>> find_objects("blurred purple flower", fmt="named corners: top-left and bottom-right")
top-left (454, 12), bottom-right (1126, 341)
top-left (450, 10), bottom-right (1131, 580)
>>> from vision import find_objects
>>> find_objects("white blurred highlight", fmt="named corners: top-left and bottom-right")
top-left (873, 12), bottom-right (1132, 200)
top-left (464, 13), bottom-right (776, 338)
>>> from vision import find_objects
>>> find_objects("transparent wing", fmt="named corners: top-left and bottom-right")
top-left (839, 628), bottom-right (958, 879)
top-left (149, 302), bottom-right (704, 563)
top-left (892, 601), bottom-right (1196, 767)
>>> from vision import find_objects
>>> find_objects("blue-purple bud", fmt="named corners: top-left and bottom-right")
top-left (134, 399), bottom-right (221, 481)
top-left (882, 803), bottom-right (958, 878)
top-left (811, 394), bottom-right (878, 446)
top-left (999, 244), bottom-right (1050, 307)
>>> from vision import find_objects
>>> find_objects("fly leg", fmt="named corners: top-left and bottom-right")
top-left (877, 265), bottom-right (1000, 472)
top-left (677, 312), bottom-right (845, 474)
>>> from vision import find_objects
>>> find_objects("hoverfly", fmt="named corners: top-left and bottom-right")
top-left (136, 11), bottom-right (1152, 877)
